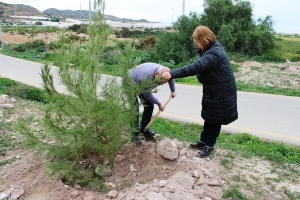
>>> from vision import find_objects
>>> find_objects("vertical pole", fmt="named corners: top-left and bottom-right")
top-left (182, 0), bottom-right (185, 16)
top-left (89, 0), bottom-right (91, 23)
top-left (0, 24), bottom-right (4, 49)
top-left (80, 3), bottom-right (81, 20)
top-left (172, 8), bottom-right (174, 24)
top-left (14, 1), bottom-right (17, 28)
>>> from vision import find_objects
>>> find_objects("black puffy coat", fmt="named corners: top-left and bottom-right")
top-left (170, 41), bottom-right (238, 125)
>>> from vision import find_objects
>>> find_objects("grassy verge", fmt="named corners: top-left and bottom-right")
top-left (275, 36), bottom-right (300, 61)
top-left (151, 118), bottom-right (300, 166)
top-left (236, 81), bottom-right (300, 97)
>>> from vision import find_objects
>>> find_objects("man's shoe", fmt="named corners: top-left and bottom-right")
top-left (190, 140), bottom-right (205, 148)
top-left (199, 146), bottom-right (214, 158)
top-left (131, 137), bottom-right (142, 145)
top-left (141, 128), bottom-right (156, 136)
top-left (131, 132), bottom-right (142, 145)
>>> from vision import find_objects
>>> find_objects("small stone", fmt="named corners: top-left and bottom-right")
top-left (159, 180), bottom-right (168, 187)
top-left (193, 170), bottom-right (200, 178)
top-left (106, 190), bottom-right (118, 198)
top-left (198, 189), bottom-right (205, 198)
top-left (0, 193), bottom-right (9, 200)
top-left (207, 180), bottom-right (219, 186)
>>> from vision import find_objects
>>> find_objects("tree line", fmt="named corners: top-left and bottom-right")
top-left (154, 0), bottom-right (277, 64)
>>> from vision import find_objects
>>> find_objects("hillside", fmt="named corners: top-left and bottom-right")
top-left (0, 2), bottom-right (150, 23)
top-left (0, 1), bottom-right (44, 17)
top-left (43, 8), bottom-right (149, 22)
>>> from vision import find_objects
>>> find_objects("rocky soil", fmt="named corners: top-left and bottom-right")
top-left (0, 95), bottom-right (300, 200)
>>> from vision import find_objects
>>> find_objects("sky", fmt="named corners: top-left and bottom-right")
top-left (1, 0), bottom-right (299, 33)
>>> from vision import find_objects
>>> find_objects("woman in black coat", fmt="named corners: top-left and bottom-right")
top-left (162, 26), bottom-right (238, 158)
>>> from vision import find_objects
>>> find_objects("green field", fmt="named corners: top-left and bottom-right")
top-left (275, 36), bottom-right (300, 60)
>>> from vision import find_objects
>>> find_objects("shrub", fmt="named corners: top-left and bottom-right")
top-left (14, 44), bottom-right (26, 52)
top-left (68, 24), bottom-right (87, 34)
top-left (68, 34), bottom-right (81, 41)
top-left (0, 78), bottom-right (48, 103)
top-left (119, 27), bottom-right (131, 38)
top-left (35, 21), bottom-right (42, 25)
top-left (24, 40), bottom-right (45, 49)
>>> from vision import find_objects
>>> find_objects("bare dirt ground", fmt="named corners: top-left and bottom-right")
top-left (1, 33), bottom-right (300, 199)
top-left (2, 32), bottom-right (61, 44)
top-left (2, 32), bottom-right (129, 47)
top-left (232, 61), bottom-right (300, 90)
top-left (0, 95), bottom-right (300, 200)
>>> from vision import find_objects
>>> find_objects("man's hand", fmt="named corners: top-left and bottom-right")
top-left (171, 92), bottom-right (177, 98)
top-left (158, 104), bottom-right (165, 111)
top-left (162, 72), bottom-right (171, 82)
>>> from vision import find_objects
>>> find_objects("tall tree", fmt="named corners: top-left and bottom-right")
top-left (155, 12), bottom-right (201, 64)
top-left (201, 0), bottom-right (275, 56)
top-left (18, 0), bottom-right (141, 188)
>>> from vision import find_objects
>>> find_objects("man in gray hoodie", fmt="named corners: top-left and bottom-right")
top-left (128, 62), bottom-right (176, 144)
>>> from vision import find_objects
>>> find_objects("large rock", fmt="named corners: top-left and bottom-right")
top-left (156, 138), bottom-right (179, 160)
top-left (168, 171), bottom-right (195, 189)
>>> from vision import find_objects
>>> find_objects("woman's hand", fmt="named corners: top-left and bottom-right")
top-left (162, 72), bottom-right (171, 82)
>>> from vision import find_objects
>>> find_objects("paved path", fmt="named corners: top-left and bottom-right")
top-left (0, 54), bottom-right (299, 145)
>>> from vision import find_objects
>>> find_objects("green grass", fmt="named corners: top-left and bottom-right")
top-left (0, 110), bottom-right (16, 156)
top-left (275, 36), bottom-right (300, 61)
top-left (222, 186), bottom-right (248, 199)
top-left (236, 81), bottom-right (300, 97)
top-left (151, 118), bottom-right (300, 165)
top-left (0, 78), bottom-right (49, 103)
top-left (0, 48), bottom-right (52, 63)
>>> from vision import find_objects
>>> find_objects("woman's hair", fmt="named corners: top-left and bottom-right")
top-left (192, 26), bottom-right (216, 52)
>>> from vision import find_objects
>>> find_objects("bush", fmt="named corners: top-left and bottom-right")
top-left (154, 32), bottom-right (190, 64)
top-left (24, 40), bottom-right (45, 49)
top-left (14, 44), bottom-right (26, 52)
top-left (139, 52), bottom-right (152, 63)
top-left (68, 34), bottom-right (81, 41)
top-left (119, 27), bottom-right (131, 38)
top-left (35, 21), bottom-right (42, 25)
top-left (49, 41), bottom-right (61, 50)
top-left (0, 78), bottom-right (48, 103)
top-left (158, 60), bottom-right (176, 69)
top-left (68, 24), bottom-right (87, 34)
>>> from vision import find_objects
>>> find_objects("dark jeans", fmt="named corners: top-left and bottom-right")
top-left (200, 121), bottom-right (221, 147)
top-left (133, 95), bottom-right (154, 132)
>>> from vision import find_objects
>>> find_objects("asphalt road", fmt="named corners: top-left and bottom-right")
top-left (1, 54), bottom-right (300, 146)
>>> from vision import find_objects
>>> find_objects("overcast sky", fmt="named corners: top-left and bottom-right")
top-left (2, 0), bottom-right (299, 33)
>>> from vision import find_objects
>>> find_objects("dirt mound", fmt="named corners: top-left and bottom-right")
top-left (240, 61), bottom-right (263, 68)
top-left (280, 62), bottom-right (300, 74)
top-left (0, 140), bottom-right (223, 200)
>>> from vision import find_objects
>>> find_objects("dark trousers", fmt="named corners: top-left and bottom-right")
top-left (133, 95), bottom-right (154, 132)
top-left (200, 121), bottom-right (221, 147)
